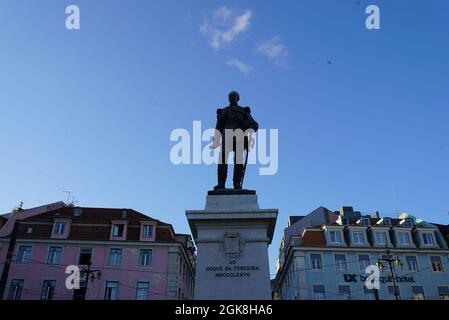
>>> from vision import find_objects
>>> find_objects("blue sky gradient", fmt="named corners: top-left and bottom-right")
top-left (0, 0), bottom-right (448, 275)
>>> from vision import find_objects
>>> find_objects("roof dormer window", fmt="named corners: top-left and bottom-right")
top-left (403, 218), bottom-right (414, 228)
top-left (51, 219), bottom-right (71, 239)
top-left (54, 222), bottom-right (66, 235)
top-left (361, 218), bottom-right (370, 227)
top-left (422, 232), bottom-right (435, 246)
top-left (112, 224), bottom-right (124, 237)
top-left (110, 220), bottom-right (128, 240)
top-left (383, 218), bottom-right (391, 227)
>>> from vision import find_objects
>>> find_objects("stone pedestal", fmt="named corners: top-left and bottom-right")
top-left (186, 189), bottom-right (278, 300)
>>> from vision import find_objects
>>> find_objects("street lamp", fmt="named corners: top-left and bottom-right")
top-left (377, 248), bottom-right (403, 300)
top-left (79, 261), bottom-right (102, 300)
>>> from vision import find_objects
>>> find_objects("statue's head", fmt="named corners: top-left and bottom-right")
top-left (228, 91), bottom-right (240, 105)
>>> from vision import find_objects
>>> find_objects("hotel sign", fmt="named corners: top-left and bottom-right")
top-left (343, 273), bottom-right (415, 284)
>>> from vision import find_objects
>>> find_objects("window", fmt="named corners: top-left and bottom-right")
top-left (383, 218), bottom-right (391, 227)
top-left (422, 232), bottom-right (435, 246)
top-left (388, 286), bottom-right (400, 300)
top-left (363, 287), bottom-right (377, 300)
top-left (312, 285), bottom-right (325, 300)
top-left (338, 285), bottom-right (351, 300)
top-left (353, 231), bottom-right (365, 244)
top-left (104, 281), bottom-right (119, 300)
top-left (54, 222), bottom-right (66, 235)
top-left (405, 256), bottom-right (419, 272)
top-left (8, 279), bottom-right (24, 300)
top-left (136, 282), bottom-right (150, 300)
top-left (359, 255), bottom-right (371, 272)
top-left (142, 225), bottom-right (154, 238)
top-left (374, 231), bottom-right (388, 245)
top-left (112, 224), bottom-right (125, 237)
top-left (430, 256), bottom-right (444, 272)
top-left (108, 248), bottom-right (122, 266)
top-left (329, 230), bottom-right (342, 244)
top-left (139, 249), bottom-right (152, 267)
top-left (397, 231), bottom-right (411, 245)
top-left (335, 254), bottom-right (347, 271)
top-left (40, 280), bottom-right (56, 300)
top-left (361, 218), bottom-right (370, 227)
top-left (47, 247), bottom-right (62, 265)
top-left (79, 248), bottom-right (93, 265)
top-left (403, 218), bottom-right (414, 228)
top-left (412, 286), bottom-right (425, 300)
top-left (310, 254), bottom-right (322, 271)
top-left (16, 246), bottom-right (32, 263)
top-left (438, 286), bottom-right (449, 300)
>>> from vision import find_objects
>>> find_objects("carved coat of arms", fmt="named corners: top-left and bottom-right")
top-left (219, 232), bottom-right (245, 260)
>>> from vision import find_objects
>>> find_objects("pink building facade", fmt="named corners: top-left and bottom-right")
top-left (0, 204), bottom-right (195, 300)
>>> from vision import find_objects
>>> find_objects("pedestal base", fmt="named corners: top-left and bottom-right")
top-left (186, 191), bottom-right (278, 300)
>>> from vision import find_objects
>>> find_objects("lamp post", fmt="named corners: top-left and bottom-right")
top-left (376, 247), bottom-right (403, 300)
top-left (79, 261), bottom-right (101, 300)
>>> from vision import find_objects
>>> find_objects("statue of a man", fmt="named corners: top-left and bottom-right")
top-left (209, 91), bottom-right (259, 190)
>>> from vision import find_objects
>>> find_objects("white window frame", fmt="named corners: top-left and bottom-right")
top-left (135, 281), bottom-right (150, 300)
top-left (104, 281), bottom-right (119, 300)
top-left (108, 248), bottom-right (123, 267)
top-left (358, 254), bottom-right (371, 272)
top-left (328, 230), bottom-right (342, 244)
top-left (54, 222), bottom-right (66, 236)
top-left (16, 246), bottom-right (32, 264)
top-left (411, 285), bottom-right (425, 300)
top-left (142, 225), bottom-right (154, 238)
top-left (437, 286), bottom-right (449, 300)
top-left (312, 284), bottom-right (326, 300)
top-left (310, 253), bottom-right (323, 271)
top-left (40, 279), bottom-right (57, 300)
top-left (421, 232), bottom-right (435, 246)
top-left (374, 231), bottom-right (388, 245)
top-left (397, 231), bottom-right (412, 245)
top-left (138, 249), bottom-right (152, 268)
top-left (352, 231), bottom-right (366, 245)
top-left (8, 279), bottom-right (24, 300)
top-left (429, 256), bottom-right (444, 273)
top-left (112, 224), bottom-right (125, 238)
top-left (337, 284), bottom-right (352, 300)
top-left (334, 253), bottom-right (347, 271)
top-left (47, 246), bottom-right (63, 265)
top-left (405, 255), bottom-right (419, 272)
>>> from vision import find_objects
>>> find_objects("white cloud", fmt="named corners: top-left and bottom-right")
top-left (256, 36), bottom-right (288, 66)
top-left (226, 59), bottom-right (252, 74)
top-left (200, 7), bottom-right (252, 50)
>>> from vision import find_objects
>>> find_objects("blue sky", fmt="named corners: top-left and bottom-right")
top-left (0, 0), bottom-right (448, 276)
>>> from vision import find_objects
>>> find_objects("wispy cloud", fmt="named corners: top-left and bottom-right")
top-left (200, 6), bottom-right (252, 50)
top-left (256, 36), bottom-right (288, 66)
top-left (226, 59), bottom-right (252, 74)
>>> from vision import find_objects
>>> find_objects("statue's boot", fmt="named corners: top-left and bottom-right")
top-left (214, 163), bottom-right (227, 190)
top-left (233, 163), bottom-right (244, 189)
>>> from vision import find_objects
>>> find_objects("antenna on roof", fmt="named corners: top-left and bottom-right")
top-left (69, 195), bottom-right (78, 207)
top-left (62, 191), bottom-right (72, 204)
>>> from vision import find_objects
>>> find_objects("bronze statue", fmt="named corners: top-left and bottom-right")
top-left (209, 91), bottom-right (259, 190)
